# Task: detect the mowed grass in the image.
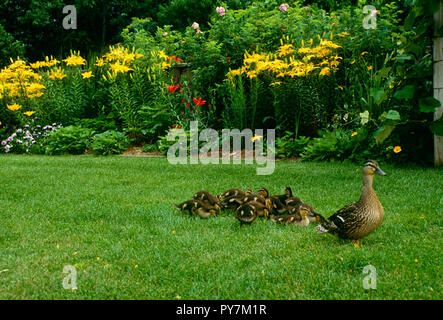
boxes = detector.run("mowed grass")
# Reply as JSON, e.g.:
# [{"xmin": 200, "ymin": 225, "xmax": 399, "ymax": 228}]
[{"xmin": 0, "ymin": 155, "xmax": 441, "ymax": 300}]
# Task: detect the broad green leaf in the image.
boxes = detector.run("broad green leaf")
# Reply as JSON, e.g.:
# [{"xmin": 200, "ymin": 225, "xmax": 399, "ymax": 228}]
[
  {"xmin": 370, "ymin": 88, "xmax": 386, "ymax": 105},
  {"xmin": 382, "ymin": 110, "xmax": 401, "ymax": 122},
  {"xmin": 360, "ymin": 110, "xmax": 370, "ymax": 125},
  {"xmin": 419, "ymin": 97, "xmax": 441, "ymax": 113},
  {"xmin": 374, "ymin": 124, "xmax": 396, "ymax": 144},
  {"xmin": 394, "ymin": 85, "xmax": 415, "ymax": 100},
  {"xmin": 430, "ymin": 118, "xmax": 443, "ymax": 136}
]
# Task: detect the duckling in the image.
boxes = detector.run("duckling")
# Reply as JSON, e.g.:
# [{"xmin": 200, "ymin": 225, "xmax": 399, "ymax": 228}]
[
  {"xmin": 255, "ymin": 187, "xmax": 270, "ymax": 198},
  {"xmin": 220, "ymin": 193, "xmax": 265, "ymax": 209},
  {"xmin": 175, "ymin": 199, "xmax": 198, "ymax": 215},
  {"xmin": 193, "ymin": 205, "xmax": 218, "ymax": 219},
  {"xmin": 267, "ymin": 196, "xmax": 289, "ymax": 215},
  {"xmin": 175, "ymin": 199, "xmax": 218, "ymax": 218},
  {"xmin": 272, "ymin": 187, "xmax": 294, "ymax": 203},
  {"xmin": 219, "ymin": 188, "xmax": 253, "ymax": 199},
  {"xmin": 235, "ymin": 203, "xmax": 257, "ymax": 225},
  {"xmin": 285, "ymin": 196, "xmax": 302, "ymax": 207},
  {"xmin": 193, "ymin": 190, "xmax": 221, "ymax": 210},
  {"xmin": 316, "ymin": 160, "xmax": 386, "ymax": 246},
  {"xmin": 270, "ymin": 205, "xmax": 311, "ymax": 226}
]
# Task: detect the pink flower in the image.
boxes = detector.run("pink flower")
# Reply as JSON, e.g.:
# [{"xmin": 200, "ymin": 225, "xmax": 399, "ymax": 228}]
[
  {"xmin": 162, "ymin": 32, "xmax": 168, "ymax": 37},
  {"xmin": 191, "ymin": 22, "xmax": 200, "ymax": 29},
  {"xmin": 196, "ymin": 29, "xmax": 203, "ymax": 34},
  {"xmin": 279, "ymin": 3, "xmax": 289, "ymax": 12},
  {"xmin": 371, "ymin": 10, "xmax": 379, "ymax": 17},
  {"xmin": 216, "ymin": 6, "xmax": 226, "ymax": 16}
]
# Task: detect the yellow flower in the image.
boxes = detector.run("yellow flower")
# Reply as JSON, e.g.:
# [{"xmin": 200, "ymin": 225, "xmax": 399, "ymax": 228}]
[
  {"xmin": 319, "ymin": 67, "xmax": 331, "ymax": 76},
  {"xmin": 393, "ymin": 146, "xmax": 402, "ymax": 153},
  {"xmin": 361, "ymin": 51, "xmax": 368, "ymax": 56},
  {"xmin": 368, "ymin": 66, "xmax": 373, "ymax": 71},
  {"xmin": 351, "ymin": 132, "xmax": 358, "ymax": 137},
  {"xmin": 7, "ymin": 103, "xmax": 22, "ymax": 111},
  {"xmin": 110, "ymin": 62, "xmax": 134, "ymax": 74},
  {"xmin": 251, "ymin": 135, "xmax": 263, "ymax": 142},
  {"xmin": 63, "ymin": 52, "xmax": 86, "ymax": 66},
  {"xmin": 278, "ymin": 44, "xmax": 295, "ymax": 57},
  {"xmin": 23, "ymin": 111, "xmax": 36, "ymax": 117},
  {"xmin": 338, "ymin": 86, "xmax": 344, "ymax": 91},
  {"xmin": 48, "ymin": 68, "xmax": 67, "ymax": 80},
  {"xmin": 95, "ymin": 58, "xmax": 105, "ymax": 67},
  {"xmin": 350, "ymin": 59, "xmax": 356, "ymax": 64},
  {"xmin": 338, "ymin": 32, "xmax": 350, "ymax": 37},
  {"xmin": 82, "ymin": 71, "xmax": 94, "ymax": 79},
  {"xmin": 270, "ymin": 81, "xmax": 282, "ymax": 86}
]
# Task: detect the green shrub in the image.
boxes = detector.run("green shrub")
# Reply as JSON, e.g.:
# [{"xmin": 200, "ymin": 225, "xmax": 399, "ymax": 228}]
[
  {"xmin": 45, "ymin": 126, "xmax": 92, "ymax": 155},
  {"xmin": 0, "ymin": 24, "xmax": 25, "ymax": 68},
  {"xmin": 90, "ymin": 130, "xmax": 130, "ymax": 155},
  {"xmin": 275, "ymin": 132, "xmax": 311, "ymax": 158}
]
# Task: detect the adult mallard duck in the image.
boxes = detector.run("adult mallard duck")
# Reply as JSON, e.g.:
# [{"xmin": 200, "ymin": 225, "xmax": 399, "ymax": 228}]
[{"xmin": 316, "ymin": 160, "xmax": 386, "ymax": 246}]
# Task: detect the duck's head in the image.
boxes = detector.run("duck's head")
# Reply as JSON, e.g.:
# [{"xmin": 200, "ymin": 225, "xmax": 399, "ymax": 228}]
[
  {"xmin": 284, "ymin": 187, "xmax": 293, "ymax": 197},
  {"xmin": 256, "ymin": 188, "xmax": 269, "ymax": 198},
  {"xmin": 363, "ymin": 160, "xmax": 386, "ymax": 176},
  {"xmin": 245, "ymin": 189, "xmax": 254, "ymax": 195},
  {"xmin": 298, "ymin": 206, "xmax": 311, "ymax": 226}
]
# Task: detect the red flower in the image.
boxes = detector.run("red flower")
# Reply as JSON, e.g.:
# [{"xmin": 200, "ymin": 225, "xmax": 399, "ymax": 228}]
[
  {"xmin": 193, "ymin": 97, "xmax": 206, "ymax": 106},
  {"xmin": 172, "ymin": 125, "xmax": 176, "ymax": 128},
  {"xmin": 181, "ymin": 99, "xmax": 187, "ymax": 103},
  {"xmin": 186, "ymin": 102, "xmax": 190, "ymax": 107},
  {"xmin": 167, "ymin": 85, "xmax": 179, "ymax": 94},
  {"xmin": 168, "ymin": 56, "xmax": 183, "ymax": 63},
  {"xmin": 177, "ymin": 125, "xmax": 181, "ymax": 129}
]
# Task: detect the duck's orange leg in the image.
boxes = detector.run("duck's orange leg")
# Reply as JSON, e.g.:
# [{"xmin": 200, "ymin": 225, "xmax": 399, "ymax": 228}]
[{"xmin": 352, "ymin": 239, "xmax": 360, "ymax": 248}]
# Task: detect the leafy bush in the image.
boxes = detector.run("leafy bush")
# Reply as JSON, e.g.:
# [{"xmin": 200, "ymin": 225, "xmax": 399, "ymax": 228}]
[
  {"xmin": 0, "ymin": 24, "xmax": 25, "ymax": 68},
  {"xmin": 45, "ymin": 126, "xmax": 92, "ymax": 155},
  {"xmin": 275, "ymin": 132, "xmax": 310, "ymax": 158},
  {"xmin": 90, "ymin": 130, "xmax": 130, "ymax": 155}
]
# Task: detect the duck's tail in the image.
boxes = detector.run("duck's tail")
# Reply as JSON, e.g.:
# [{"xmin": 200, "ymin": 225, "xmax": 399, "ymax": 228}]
[{"xmin": 316, "ymin": 220, "xmax": 338, "ymax": 234}]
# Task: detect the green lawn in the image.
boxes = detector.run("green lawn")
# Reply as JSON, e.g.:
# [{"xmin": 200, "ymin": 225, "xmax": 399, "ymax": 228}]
[{"xmin": 0, "ymin": 155, "xmax": 441, "ymax": 299}]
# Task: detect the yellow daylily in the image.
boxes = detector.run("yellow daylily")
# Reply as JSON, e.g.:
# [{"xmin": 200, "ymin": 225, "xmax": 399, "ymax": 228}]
[
  {"xmin": 23, "ymin": 111, "xmax": 36, "ymax": 117},
  {"xmin": 7, "ymin": 103, "xmax": 22, "ymax": 111},
  {"xmin": 82, "ymin": 71, "xmax": 94, "ymax": 79}
]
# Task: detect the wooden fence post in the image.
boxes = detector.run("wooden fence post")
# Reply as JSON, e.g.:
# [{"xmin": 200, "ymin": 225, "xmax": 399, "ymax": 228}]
[{"xmin": 434, "ymin": 3, "xmax": 443, "ymax": 166}]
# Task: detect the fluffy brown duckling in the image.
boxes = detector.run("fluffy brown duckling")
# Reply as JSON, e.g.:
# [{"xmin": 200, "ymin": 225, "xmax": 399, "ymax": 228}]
[
  {"xmin": 270, "ymin": 204, "xmax": 312, "ymax": 226},
  {"xmin": 255, "ymin": 187, "xmax": 270, "ymax": 198},
  {"xmin": 218, "ymin": 188, "xmax": 253, "ymax": 199},
  {"xmin": 193, "ymin": 190, "xmax": 221, "ymax": 210},
  {"xmin": 272, "ymin": 187, "xmax": 294, "ymax": 203},
  {"xmin": 220, "ymin": 193, "xmax": 265, "ymax": 209},
  {"xmin": 175, "ymin": 199, "xmax": 218, "ymax": 218},
  {"xmin": 235, "ymin": 203, "xmax": 257, "ymax": 225}
]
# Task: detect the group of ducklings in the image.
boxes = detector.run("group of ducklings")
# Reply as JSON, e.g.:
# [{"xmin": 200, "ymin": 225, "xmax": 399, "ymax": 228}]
[
  {"xmin": 175, "ymin": 186, "xmax": 326, "ymax": 227},
  {"xmin": 175, "ymin": 160, "xmax": 387, "ymax": 246}
]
